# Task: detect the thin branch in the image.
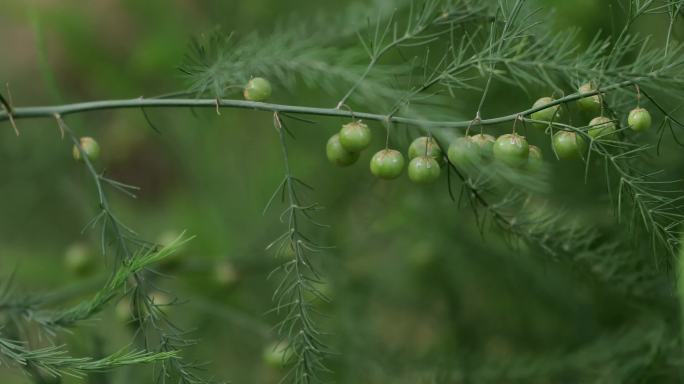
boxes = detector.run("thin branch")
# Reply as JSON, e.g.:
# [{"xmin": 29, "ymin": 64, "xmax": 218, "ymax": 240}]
[{"xmin": 0, "ymin": 80, "xmax": 636, "ymax": 129}]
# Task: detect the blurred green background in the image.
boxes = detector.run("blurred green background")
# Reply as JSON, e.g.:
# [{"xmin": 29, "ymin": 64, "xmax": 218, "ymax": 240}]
[{"xmin": 1, "ymin": 0, "xmax": 683, "ymax": 383}]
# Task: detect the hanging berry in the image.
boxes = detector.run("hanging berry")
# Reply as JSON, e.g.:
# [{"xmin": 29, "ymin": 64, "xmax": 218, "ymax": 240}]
[
  {"xmin": 577, "ymin": 82, "xmax": 602, "ymax": 115},
  {"xmin": 552, "ymin": 131, "xmax": 585, "ymax": 159},
  {"xmin": 263, "ymin": 342, "xmax": 294, "ymax": 368},
  {"xmin": 470, "ymin": 133, "xmax": 496, "ymax": 157},
  {"xmin": 339, "ymin": 120, "xmax": 371, "ymax": 152},
  {"xmin": 72, "ymin": 137, "xmax": 101, "ymax": 162},
  {"xmin": 628, "ymin": 107, "xmax": 652, "ymax": 132},
  {"xmin": 63, "ymin": 242, "xmax": 95, "ymax": 277},
  {"xmin": 588, "ymin": 116, "xmax": 617, "ymax": 139},
  {"xmin": 326, "ymin": 134, "xmax": 360, "ymax": 166},
  {"xmin": 493, "ymin": 133, "xmax": 529, "ymax": 168},
  {"xmin": 408, "ymin": 136, "xmax": 444, "ymax": 164},
  {"xmin": 530, "ymin": 97, "xmax": 561, "ymax": 126},
  {"xmin": 527, "ymin": 145, "xmax": 543, "ymax": 171},
  {"xmin": 447, "ymin": 136, "xmax": 479, "ymax": 167},
  {"xmin": 408, "ymin": 156, "xmax": 441, "ymax": 184},
  {"xmin": 370, "ymin": 149, "xmax": 405, "ymax": 180}
]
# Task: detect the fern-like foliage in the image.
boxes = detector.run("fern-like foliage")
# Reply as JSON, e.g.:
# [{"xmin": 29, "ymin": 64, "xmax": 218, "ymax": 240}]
[
  {"xmin": 2, "ymin": 0, "xmax": 684, "ymax": 382},
  {"xmin": 178, "ymin": 0, "xmax": 684, "ymax": 381}
]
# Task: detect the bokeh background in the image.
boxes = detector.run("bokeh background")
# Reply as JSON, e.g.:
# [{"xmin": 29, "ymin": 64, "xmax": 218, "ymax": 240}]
[{"xmin": 1, "ymin": 0, "xmax": 683, "ymax": 383}]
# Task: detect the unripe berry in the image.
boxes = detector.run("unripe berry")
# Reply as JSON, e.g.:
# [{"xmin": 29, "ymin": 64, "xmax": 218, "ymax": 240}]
[
  {"xmin": 470, "ymin": 133, "xmax": 496, "ymax": 157},
  {"xmin": 493, "ymin": 133, "xmax": 529, "ymax": 168},
  {"xmin": 577, "ymin": 83, "xmax": 601, "ymax": 115},
  {"xmin": 588, "ymin": 116, "xmax": 616, "ymax": 139},
  {"xmin": 326, "ymin": 134, "xmax": 360, "ymax": 167},
  {"xmin": 370, "ymin": 149, "xmax": 405, "ymax": 179},
  {"xmin": 64, "ymin": 242, "xmax": 95, "ymax": 276},
  {"xmin": 72, "ymin": 137, "xmax": 100, "ymax": 162},
  {"xmin": 527, "ymin": 145, "xmax": 543, "ymax": 171},
  {"xmin": 115, "ymin": 298, "xmax": 133, "ymax": 323},
  {"xmin": 149, "ymin": 291, "xmax": 173, "ymax": 314},
  {"xmin": 408, "ymin": 156, "xmax": 440, "ymax": 184},
  {"xmin": 263, "ymin": 342, "xmax": 294, "ymax": 368},
  {"xmin": 338, "ymin": 121, "xmax": 371, "ymax": 152},
  {"xmin": 447, "ymin": 136, "xmax": 479, "ymax": 167},
  {"xmin": 157, "ymin": 230, "xmax": 185, "ymax": 271},
  {"xmin": 628, "ymin": 107, "xmax": 652, "ymax": 132},
  {"xmin": 530, "ymin": 97, "xmax": 561, "ymax": 126},
  {"xmin": 552, "ymin": 131, "xmax": 585, "ymax": 159},
  {"xmin": 213, "ymin": 260, "xmax": 239, "ymax": 287},
  {"xmin": 408, "ymin": 136, "xmax": 443, "ymax": 163},
  {"xmin": 303, "ymin": 281, "xmax": 334, "ymax": 305},
  {"xmin": 243, "ymin": 77, "xmax": 272, "ymax": 102}
]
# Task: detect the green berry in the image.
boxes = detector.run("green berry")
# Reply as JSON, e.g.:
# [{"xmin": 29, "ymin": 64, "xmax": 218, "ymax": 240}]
[
  {"xmin": 408, "ymin": 136, "xmax": 443, "ymax": 163},
  {"xmin": 470, "ymin": 133, "xmax": 496, "ymax": 158},
  {"xmin": 303, "ymin": 281, "xmax": 334, "ymax": 305},
  {"xmin": 577, "ymin": 83, "xmax": 601, "ymax": 115},
  {"xmin": 493, "ymin": 133, "xmax": 529, "ymax": 168},
  {"xmin": 64, "ymin": 242, "xmax": 95, "ymax": 276},
  {"xmin": 115, "ymin": 298, "xmax": 133, "ymax": 323},
  {"xmin": 339, "ymin": 121, "xmax": 371, "ymax": 152},
  {"xmin": 588, "ymin": 116, "xmax": 616, "ymax": 139},
  {"xmin": 72, "ymin": 137, "xmax": 100, "ymax": 162},
  {"xmin": 263, "ymin": 342, "xmax": 294, "ymax": 368},
  {"xmin": 157, "ymin": 230, "xmax": 185, "ymax": 271},
  {"xmin": 552, "ymin": 131, "xmax": 585, "ymax": 159},
  {"xmin": 527, "ymin": 145, "xmax": 543, "ymax": 171},
  {"xmin": 447, "ymin": 136, "xmax": 479, "ymax": 167},
  {"xmin": 213, "ymin": 261, "xmax": 239, "ymax": 287},
  {"xmin": 149, "ymin": 291, "xmax": 173, "ymax": 314},
  {"xmin": 370, "ymin": 149, "xmax": 405, "ymax": 180},
  {"xmin": 628, "ymin": 107, "xmax": 652, "ymax": 132},
  {"xmin": 408, "ymin": 156, "xmax": 441, "ymax": 184},
  {"xmin": 326, "ymin": 134, "xmax": 360, "ymax": 167},
  {"xmin": 530, "ymin": 97, "xmax": 561, "ymax": 126},
  {"xmin": 243, "ymin": 77, "xmax": 272, "ymax": 102}
]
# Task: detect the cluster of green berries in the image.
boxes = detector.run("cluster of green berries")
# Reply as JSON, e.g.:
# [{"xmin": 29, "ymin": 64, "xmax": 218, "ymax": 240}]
[
  {"xmin": 529, "ymin": 82, "xmax": 653, "ymax": 160},
  {"xmin": 450, "ymin": 132, "xmax": 542, "ymax": 171},
  {"xmin": 326, "ymin": 120, "xmax": 544, "ymax": 184},
  {"xmin": 326, "ymin": 120, "xmax": 448, "ymax": 183}
]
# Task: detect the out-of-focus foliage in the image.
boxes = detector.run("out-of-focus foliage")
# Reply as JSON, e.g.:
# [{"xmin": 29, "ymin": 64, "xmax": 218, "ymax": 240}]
[{"xmin": 1, "ymin": 0, "xmax": 684, "ymax": 383}]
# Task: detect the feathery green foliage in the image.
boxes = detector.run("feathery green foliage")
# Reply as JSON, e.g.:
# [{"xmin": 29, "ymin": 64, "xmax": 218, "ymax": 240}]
[{"xmin": 1, "ymin": 0, "xmax": 684, "ymax": 383}]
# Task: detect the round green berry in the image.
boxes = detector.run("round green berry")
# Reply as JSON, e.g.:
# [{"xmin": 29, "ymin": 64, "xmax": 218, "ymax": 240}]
[
  {"xmin": 408, "ymin": 136, "xmax": 443, "ymax": 163},
  {"xmin": 470, "ymin": 133, "xmax": 496, "ymax": 158},
  {"xmin": 577, "ymin": 83, "xmax": 601, "ymax": 115},
  {"xmin": 493, "ymin": 133, "xmax": 529, "ymax": 168},
  {"xmin": 115, "ymin": 298, "xmax": 133, "ymax": 323},
  {"xmin": 148, "ymin": 291, "xmax": 173, "ymax": 314},
  {"xmin": 527, "ymin": 145, "xmax": 543, "ymax": 171},
  {"xmin": 530, "ymin": 97, "xmax": 561, "ymax": 126},
  {"xmin": 326, "ymin": 134, "xmax": 360, "ymax": 167},
  {"xmin": 628, "ymin": 107, "xmax": 652, "ymax": 132},
  {"xmin": 263, "ymin": 342, "xmax": 294, "ymax": 368},
  {"xmin": 243, "ymin": 77, "xmax": 272, "ymax": 102},
  {"xmin": 64, "ymin": 242, "xmax": 95, "ymax": 276},
  {"xmin": 447, "ymin": 136, "xmax": 479, "ymax": 167},
  {"xmin": 408, "ymin": 156, "xmax": 441, "ymax": 184},
  {"xmin": 370, "ymin": 149, "xmax": 405, "ymax": 180},
  {"xmin": 588, "ymin": 116, "xmax": 616, "ymax": 139},
  {"xmin": 339, "ymin": 121, "xmax": 371, "ymax": 152},
  {"xmin": 72, "ymin": 137, "xmax": 100, "ymax": 162},
  {"xmin": 213, "ymin": 261, "xmax": 239, "ymax": 287},
  {"xmin": 552, "ymin": 131, "xmax": 585, "ymax": 159}
]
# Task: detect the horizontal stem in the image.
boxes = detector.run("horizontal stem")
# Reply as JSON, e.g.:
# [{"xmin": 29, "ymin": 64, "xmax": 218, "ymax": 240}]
[{"xmin": 0, "ymin": 79, "xmax": 637, "ymax": 129}]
